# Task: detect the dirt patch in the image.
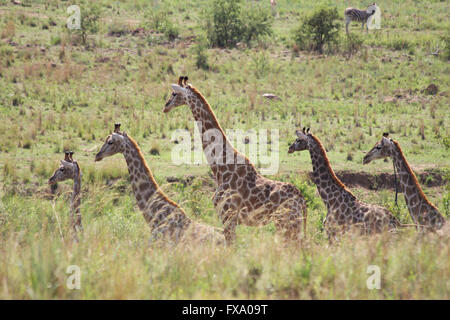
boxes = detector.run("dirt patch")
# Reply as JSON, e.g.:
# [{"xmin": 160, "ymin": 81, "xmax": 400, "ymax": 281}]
[{"xmin": 319, "ymin": 169, "xmax": 447, "ymax": 190}]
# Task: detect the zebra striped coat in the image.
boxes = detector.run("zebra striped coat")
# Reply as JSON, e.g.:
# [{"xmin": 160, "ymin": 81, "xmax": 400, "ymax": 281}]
[{"xmin": 345, "ymin": 3, "xmax": 377, "ymax": 34}]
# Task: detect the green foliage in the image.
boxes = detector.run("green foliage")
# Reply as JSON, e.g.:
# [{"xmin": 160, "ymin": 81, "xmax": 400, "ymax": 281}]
[
  {"xmin": 193, "ymin": 39, "xmax": 210, "ymax": 70},
  {"xmin": 251, "ymin": 52, "xmax": 271, "ymax": 79},
  {"xmin": 442, "ymin": 33, "xmax": 450, "ymax": 60},
  {"xmin": 240, "ymin": 5, "xmax": 273, "ymax": 46},
  {"xmin": 342, "ymin": 33, "xmax": 365, "ymax": 57},
  {"xmin": 205, "ymin": 0, "xmax": 242, "ymax": 48},
  {"xmin": 387, "ymin": 37, "xmax": 416, "ymax": 53},
  {"xmin": 144, "ymin": 7, "xmax": 179, "ymax": 41},
  {"xmin": 293, "ymin": 7, "xmax": 341, "ymax": 53},
  {"xmin": 68, "ymin": 2, "xmax": 101, "ymax": 46},
  {"xmin": 205, "ymin": 0, "xmax": 273, "ymax": 48}
]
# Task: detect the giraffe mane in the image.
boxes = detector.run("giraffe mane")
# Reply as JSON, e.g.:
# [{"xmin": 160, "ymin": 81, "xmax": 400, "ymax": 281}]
[
  {"xmin": 73, "ymin": 161, "xmax": 81, "ymax": 178},
  {"xmin": 309, "ymin": 134, "xmax": 356, "ymax": 199},
  {"xmin": 126, "ymin": 134, "xmax": 184, "ymax": 210},
  {"xmin": 188, "ymin": 85, "xmax": 227, "ymax": 137},
  {"xmin": 392, "ymin": 140, "xmax": 438, "ymax": 209},
  {"xmin": 188, "ymin": 85, "xmax": 257, "ymax": 170}
]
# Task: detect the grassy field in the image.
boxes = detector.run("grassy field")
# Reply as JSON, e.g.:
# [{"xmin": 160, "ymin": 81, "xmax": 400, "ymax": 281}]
[{"xmin": 0, "ymin": 0, "xmax": 449, "ymax": 299}]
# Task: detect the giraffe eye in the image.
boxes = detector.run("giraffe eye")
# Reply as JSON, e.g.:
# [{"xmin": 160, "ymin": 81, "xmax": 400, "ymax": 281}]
[
  {"xmin": 60, "ymin": 168, "xmax": 64, "ymax": 172},
  {"xmin": 376, "ymin": 146, "xmax": 381, "ymax": 150},
  {"xmin": 108, "ymin": 141, "xmax": 113, "ymax": 145}
]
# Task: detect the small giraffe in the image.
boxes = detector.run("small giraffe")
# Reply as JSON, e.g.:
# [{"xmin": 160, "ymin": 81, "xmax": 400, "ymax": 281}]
[
  {"xmin": 289, "ymin": 129, "xmax": 400, "ymax": 239},
  {"xmin": 163, "ymin": 76, "xmax": 307, "ymax": 244},
  {"xmin": 48, "ymin": 151, "xmax": 83, "ymax": 234},
  {"xmin": 95, "ymin": 124, "xmax": 224, "ymax": 245},
  {"xmin": 363, "ymin": 133, "xmax": 446, "ymax": 231}
]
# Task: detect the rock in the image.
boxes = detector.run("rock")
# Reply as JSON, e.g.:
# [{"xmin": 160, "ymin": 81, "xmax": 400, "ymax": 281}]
[
  {"xmin": 383, "ymin": 96, "xmax": 396, "ymax": 103},
  {"xmin": 131, "ymin": 28, "xmax": 145, "ymax": 36},
  {"xmin": 262, "ymin": 93, "xmax": 282, "ymax": 101},
  {"xmin": 425, "ymin": 84, "xmax": 438, "ymax": 95}
]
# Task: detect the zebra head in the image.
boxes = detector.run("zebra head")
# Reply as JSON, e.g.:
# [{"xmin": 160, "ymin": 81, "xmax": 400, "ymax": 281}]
[{"xmin": 367, "ymin": 3, "xmax": 377, "ymax": 14}]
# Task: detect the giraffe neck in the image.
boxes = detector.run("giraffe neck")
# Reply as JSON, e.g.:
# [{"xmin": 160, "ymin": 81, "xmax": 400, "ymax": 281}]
[
  {"xmin": 308, "ymin": 136, "xmax": 356, "ymax": 207},
  {"xmin": 390, "ymin": 141, "xmax": 441, "ymax": 224},
  {"xmin": 71, "ymin": 164, "xmax": 81, "ymax": 215},
  {"xmin": 70, "ymin": 163, "xmax": 82, "ymax": 231},
  {"xmin": 122, "ymin": 136, "xmax": 183, "ymax": 224},
  {"xmin": 186, "ymin": 88, "xmax": 257, "ymax": 183}
]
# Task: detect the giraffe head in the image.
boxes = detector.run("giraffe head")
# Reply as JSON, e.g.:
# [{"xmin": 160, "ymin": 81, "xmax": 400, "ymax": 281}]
[
  {"xmin": 48, "ymin": 151, "xmax": 80, "ymax": 184},
  {"xmin": 363, "ymin": 133, "xmax": 395, "ymax": 165},
  {"xmin": 163, "ymin": 76, "xmax": 192, "ymax": 113},
  {"xmin": 95, "ymin": 123, "xmax": 127, "ymax": 161},
  {"xmin": 288, "ymin": 128, "xmax": 310, "ymax": 154}
]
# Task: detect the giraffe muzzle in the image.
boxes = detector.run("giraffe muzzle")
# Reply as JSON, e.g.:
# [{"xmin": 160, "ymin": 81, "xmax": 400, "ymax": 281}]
[
  {"xmin": 162, "ymin": 105, "xmax": 173, "ymax": 113},
  {"xmin": 362, "ymin": 155, "xmax": 371, "ymax": 165},
  {"xmin": 95, "ymin": 153, "xmax": 103, "ymax": 162}
]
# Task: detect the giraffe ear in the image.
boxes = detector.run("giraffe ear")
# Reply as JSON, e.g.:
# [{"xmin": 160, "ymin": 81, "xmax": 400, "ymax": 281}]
[
  {"xmin": 295, "ymin": 130, "xmax": 303, "ymax": 138},
  {"xmin": 171, "ymin": 84, "xmax": 187, "ymax": 94}
]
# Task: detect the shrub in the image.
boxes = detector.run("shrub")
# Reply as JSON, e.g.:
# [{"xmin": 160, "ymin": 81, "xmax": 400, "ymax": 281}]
[
  {"xmin": 387, "ymin": 37, "xmax": 415, "ymax": 53},
  {"xmin": 68, "ymin": 3, "xmax": 101, "ymax": 46},
  {"xmin": 342, "ymin": 33, "xmax": 364, "ymax": 57},
  {"xmin": 194, "ymin": 40, "xmax": 209, "ymax": 70},
  {"xmin": 1, "ymin": 20, "xmax": 15, "ymax": 39},
  {"xmin": 293, "ymin": 7, "xmax": 341, "ymax": 53},
  {"xmin": 251, "ymin": 52, "xmax": 271, "ymax": 79},
  {"xmin": 442, "ymin": 33, "xmax": 450, "ymax": 61},
  {"xmin": 240, "ymin": 5, "xmax": 273, "ymax": 46},
  {"xmin": 205, "ymin": 0, "xmax": 273, "ymax": 48},
  {"xmin": 144, "ymin": 7, "xmax": 179, "ymax": 41},
  {"xmin": 108, "ymin": 21, "xmax": 130, "ymax": 37},
  {"xmin": 205, "ymin": 0, "xmax": 242, "ymax": 48}
]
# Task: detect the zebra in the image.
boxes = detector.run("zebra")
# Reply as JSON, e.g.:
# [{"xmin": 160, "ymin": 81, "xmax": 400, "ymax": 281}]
[{"xmin": 345, "ymin": 3, "xmax": 378, "ymax": 34}]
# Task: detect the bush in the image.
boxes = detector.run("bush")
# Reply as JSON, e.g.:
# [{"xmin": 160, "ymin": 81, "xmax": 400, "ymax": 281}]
[
  {"xmin": 67, "ymin": 3, "xmax": 101, "ymax": 46},
  {"xmin": 194, "ymin": 40, "xmax": 209, "ymax": 70},
  {"xmin": 205, "ymin": 0, "xmax": 242, "ymax": 48},
  {"xmin": 240, "ymin": 5, "xmax": 273, "ymax": 46},
  {"xmin": 387, "ymin": 37, "xmax": 415, "ymax": 52},
  {"xmin": 144, "ymin": 7, "xmax": 179, "ymax": 41},
  {"xmin": 342, "ymin": 33, "xmax": 364, "ymax": 57},
  {"xmin": 293, "ymin": 7, "xmax": 340, "ymax": 53},
  {"xmin": 441, "ymin": 33, "xmax": 450, "ymax": 61},
  {"xmin": 205, "ymin": 0, "xmax": 273, "ymax": 48}
]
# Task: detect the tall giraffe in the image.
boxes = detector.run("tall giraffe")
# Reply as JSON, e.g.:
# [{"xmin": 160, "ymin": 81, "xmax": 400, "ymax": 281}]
[
  {"xmin": 95, "ymin": 124, "xmax": 224, "ymax": 245},
  {"xmin": 288, "ymin": 129, "xmax": 400, "ymax": 239},
  {"xmin": 163, "ymin": 76, "xmax": 307, "ymax": 244},
  {"xmin": 48, "ymin": 151, "xmax": 83, "ymax": 234},
  {"xmin": 363, "ymin": 133, "xmax": 446, "ymax": 231}
]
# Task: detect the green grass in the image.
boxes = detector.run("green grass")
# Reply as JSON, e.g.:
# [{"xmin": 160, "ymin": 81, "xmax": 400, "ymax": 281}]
[{"xmin": 0, "ymin": 0, "xmax": 449, "ymax": 299}]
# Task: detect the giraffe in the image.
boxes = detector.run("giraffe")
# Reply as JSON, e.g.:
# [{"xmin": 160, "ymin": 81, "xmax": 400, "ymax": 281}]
[
  {"xmin": 363, "ymin": 133, "xmax": 446, "ymax": 231},
  {"xmin": 48, "ymin": 151, "xmax": 83, "ymax": 234},
  {"xmin": 288, "ymin": 128, "xmax": 401, "ymax": 239},
  {"xmin": 163, "ymin": 76, "xmax": 307, "ymax": 244},
  {"xmin": 95, "ymin": 123, "xmax": 224, "ymax": 245}
]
